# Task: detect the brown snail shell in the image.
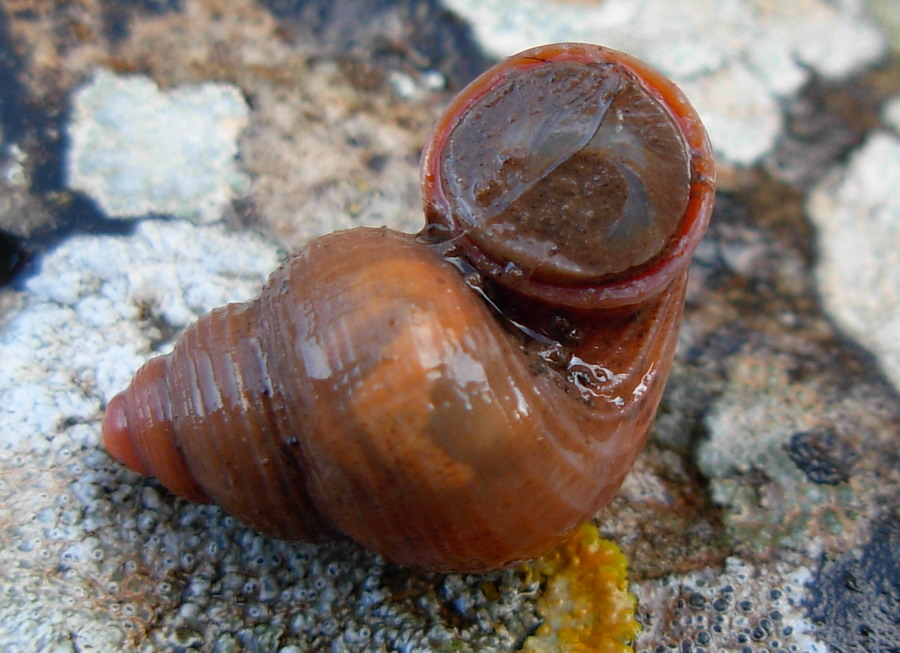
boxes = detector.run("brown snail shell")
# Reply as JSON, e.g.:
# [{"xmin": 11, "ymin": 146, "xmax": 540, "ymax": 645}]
[{"xmin": 102, "ymin": 43, "xmax": 715, "ymax": 573}]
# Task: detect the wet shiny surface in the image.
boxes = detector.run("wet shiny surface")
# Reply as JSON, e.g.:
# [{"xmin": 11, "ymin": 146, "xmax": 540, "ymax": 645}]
[
  {"xmin": 2, "ymin": 3, "xmax": 896, "ymax": 649},
  {"xmin": 104, "ymin": 227, "xmax": 690, "ymax": 572},
  {"xmin": 422, "ymin": 43, "xmax": 714, "ymax": 312},
  {"xmin": 440, "ymin": 62, "xmax": 690, "ymax": 281}
]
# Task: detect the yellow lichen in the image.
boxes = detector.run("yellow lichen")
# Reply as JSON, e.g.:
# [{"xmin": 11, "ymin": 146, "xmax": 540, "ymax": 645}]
[{"xmin": 521, "ymin": 523, "xmax": 640, "ymax": 653}]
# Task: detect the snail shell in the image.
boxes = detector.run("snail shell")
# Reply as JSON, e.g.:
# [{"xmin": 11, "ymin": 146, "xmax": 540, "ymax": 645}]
[{"xmin": 103, "ymin": 43, "xmax": 715, "ymax": 573}]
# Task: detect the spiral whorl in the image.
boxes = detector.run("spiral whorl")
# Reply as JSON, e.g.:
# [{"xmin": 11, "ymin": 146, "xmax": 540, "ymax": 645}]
[
  {"xmin": 104, "ymin": 298, "xmax": 334, "ymax": 540},
  {"xmin": 102, "ymin": 42, "xmax": 715, "ymax": 572}
]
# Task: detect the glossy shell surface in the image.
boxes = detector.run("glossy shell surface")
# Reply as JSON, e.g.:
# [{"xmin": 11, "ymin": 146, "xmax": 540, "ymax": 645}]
[
  {"xmin": 103, "ymin": 42, "xmax": 715, "ymax": 572},
  {"xmin": 422, "ymin": 42, "xmax": 715, "ymax": 310}
]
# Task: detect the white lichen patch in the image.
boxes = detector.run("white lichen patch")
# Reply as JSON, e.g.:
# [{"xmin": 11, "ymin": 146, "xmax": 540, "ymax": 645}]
[
  {"xmin": 808, "ymin": 132, "xmax": 900, "ymax": 392},
  {"xmin": 66, "ymin": 70, "xmax": 251, "ymax": 222},
  {"xmin": 440, "ymin": 0, "xmax": 887, "ymax": 165}
]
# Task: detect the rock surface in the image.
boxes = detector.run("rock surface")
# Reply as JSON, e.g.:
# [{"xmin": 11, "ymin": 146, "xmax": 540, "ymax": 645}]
[{"xmin": 0, "ymin": 0, "xmax": 898, "ymax": 651}]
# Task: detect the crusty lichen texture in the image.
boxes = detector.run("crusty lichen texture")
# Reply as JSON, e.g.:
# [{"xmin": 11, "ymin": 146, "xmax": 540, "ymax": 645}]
[{"xmin": 523, "ymin": 523, "xmax": 640, "ymax": 653}]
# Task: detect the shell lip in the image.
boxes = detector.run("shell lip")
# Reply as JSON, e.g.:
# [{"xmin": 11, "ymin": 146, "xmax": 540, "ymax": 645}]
[{"xmin": 420, "ymin": 42, "xmax": 716, "ymax": 311}]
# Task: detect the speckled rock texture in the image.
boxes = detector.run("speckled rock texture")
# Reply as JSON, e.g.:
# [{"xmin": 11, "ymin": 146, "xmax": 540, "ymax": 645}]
[{"xmin": 0, "ymin": 0, "xmax": 898, "ymax": 651}]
